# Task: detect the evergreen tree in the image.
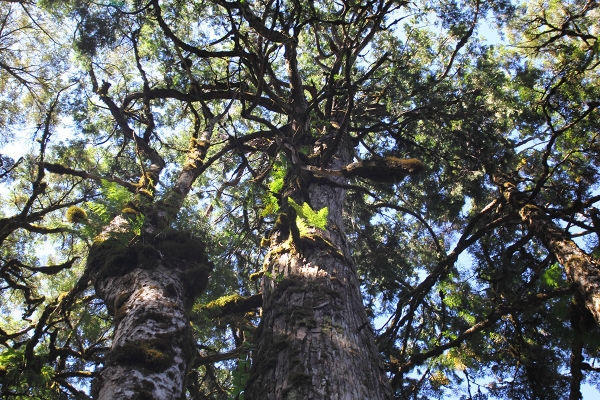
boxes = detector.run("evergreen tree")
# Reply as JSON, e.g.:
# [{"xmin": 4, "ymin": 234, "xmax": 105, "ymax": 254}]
[{"xmin": 1, "ymin": 0, "xmax": 600, "ymax": 399}]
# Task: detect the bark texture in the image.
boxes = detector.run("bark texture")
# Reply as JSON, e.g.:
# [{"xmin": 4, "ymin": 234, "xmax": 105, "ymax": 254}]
[
  {"xmin": 88, "ymin": 217, "xmax": 210, "ymax": 400},
  {"xmin": 246, "ymin": 146, "xmax": 392, "ymax": 399}
]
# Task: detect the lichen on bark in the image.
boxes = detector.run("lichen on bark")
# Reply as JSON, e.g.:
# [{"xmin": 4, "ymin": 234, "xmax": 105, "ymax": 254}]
[{"xmin": 87, "ymin": 215, "xmax": 212, "ymax": 399}]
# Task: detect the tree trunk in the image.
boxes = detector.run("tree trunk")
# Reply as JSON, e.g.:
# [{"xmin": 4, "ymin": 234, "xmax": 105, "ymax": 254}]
[
  {"xmin": 246, "ymin": 146, "xmax": 392, "ymax": 399},
  {"xmin": 88, "ymin": 217, "xmax": 210, "ymax": 400},
  {"xmin": 519, "ymin": 205, "xmax": 600, "ymax": 322}
]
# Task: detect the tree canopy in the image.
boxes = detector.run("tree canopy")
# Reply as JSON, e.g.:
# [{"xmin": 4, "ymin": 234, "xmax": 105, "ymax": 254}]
[{"xmin": 1, "ymin": 0, "xmax": 600, "ymax": 399}]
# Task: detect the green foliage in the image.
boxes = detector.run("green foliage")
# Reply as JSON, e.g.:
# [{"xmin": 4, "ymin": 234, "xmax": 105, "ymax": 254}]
[
  {"xmin": 541, "ymin": 263, "xmax": 565, "ymax": 289},
  {"xmin": 0, "ymin": 348, "xmax": 58, "ymax": 399},
  {"xmin": 3, "ymin": 0, "xmax": 600, "ymax": 398},
  {"xmin": 263, "ymin": 270, "xmax": 285, "ymax": 283},
  {"xmin": 86, "ymin": 180, "xmax": 134, "ymax": 226},
  {"xmin": 0, "ymin": 348, "xmax": 23, "ymax": 372},
  {"xmin": 261, "ymin": 160, "xmax": 287, "ymax": 216},
  {"xmin": 86, "ymin": 202, "xmax": 111, "ymax": 223},
  {"xmin": 268, "ymin": 162, "xmax": 286, "ymax": 195},
  {"xmin": 287, "ymin": 198, "xmax": 328, "ymax": 232},
  {"xmin": 100, "ymin": 180, "xmax": 132, "ymax": 210},
  {"xmin": 231, "ymin": 354, "xmax": 250, "ymax": 399}
]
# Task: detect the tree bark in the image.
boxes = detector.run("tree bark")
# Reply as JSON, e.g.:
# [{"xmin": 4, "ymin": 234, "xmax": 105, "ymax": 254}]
[
  {"xmin": 88, "ymin": 217, "xmax": 211, "ymax": 400},
  {"xmin": 246, "ymin": 145, "xmax": 392, "ymax": 399}
]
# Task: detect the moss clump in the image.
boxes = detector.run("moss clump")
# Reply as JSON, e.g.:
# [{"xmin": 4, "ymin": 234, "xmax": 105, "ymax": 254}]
[
  {"xmin": 66, "ymin": 205, "xmax": 87, "ymax": 223},
  {"xmin": 111, "ymin": 338, "xmax": 172, "ymax": 372},
  {"xmin": 289, "ymin": 307, "xmax": 317, "ymax": 328},
  {"xmin": 184, "ymin": 149, "xmax": 204, "ymax": 169},
  {"xmin": 87, "ymin": 238, "xmax": 138, "ymax": 281},
  {"xmin": 190, "ymin": 137, "xmax": 208, "ymax": 149},
  {"xmin": 274, "ymin": 212, "xmax": 291, "ymax": 240},
  {"xmin": 137, "ymin": 188, "xmax": 154, "ymax": 199},
  {"xmin": 203, "ymin": 294, "xmax": 245, "ymax": 318},
  {"xmin": 249, "ymin": 271, "xmax": 264, "ymax": 281},
  {"xmin": 154, "ymin": 230, "xmax": 207, "ymax": 263},
  {"xmin": 182, "ymin": 263, "xmax": 211, "ymax": 302},
  {"xmin": 121, "ymin": 207, "xmax": 139, "ymax": 218},
  {"xmin": 135, "ymin": 242, "xmax": 161, "ymax": 270},
  {"xmin": 343, "ymin": 157, "xmax": 425, "ymax": 183}
]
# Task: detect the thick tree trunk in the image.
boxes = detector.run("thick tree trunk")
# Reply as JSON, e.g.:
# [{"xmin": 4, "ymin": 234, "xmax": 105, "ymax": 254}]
[
  {"xmin": 246, "ymin": 147, "xmax": 392, "ymax": 399},
  {"xmin": 88, "ymin": 217, "xmax": 210, "ymax": 400}
]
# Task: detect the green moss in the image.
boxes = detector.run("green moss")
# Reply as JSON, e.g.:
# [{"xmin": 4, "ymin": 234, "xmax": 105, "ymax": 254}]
[
  {"xmin": 135, "ymin": 242, "xmax": 160, "ymax": 270},
  {"xmin": 121, "ymin": 207, "xmax": 139, "ymax": 217},
  {"xmin": 290, "ymin": 307, "xmax": 317, "ymax": 328},
  {"xmin": 249, "ymin": 271, "xmax": 264, "ymax": 281},
  {"xmin": 268, "ymin": 240, "xmax": 295, "ymax": 257},
  {"xmin": 181, "ymin": 264, "xmax": 211, "ymax": 301},
  {"xmin": 184, "ymin": 148, "xmax": 205, "ymax": 169},
  {"xmin": 66, "ymin": 205, "xmax": 87, "ymax": 223},
  {"xmin": 87, "ymin": 238, "xmax": 138, "ymax": 281},
  {"xmin": 203, "ymin": 294, "xmax": 245, "ymax": 318},
  {"xmin": 521, "ymin": 203, "xmax": 541, "ymax": 214},
  {"xmin": 274, "ymin": 212, "xmax": 291, "ymax": 239},
  {"xmin": 190, "ymin": 137, "xmax": 208, "ymax": 149},
  {"xmin": 320, "ymin": 316, "xmax": 343, "ymax": 334},
  {"xmin": 111, "ymin": 338, "xmax": 172, "ymax": 372},
  {"xmin": 343, "ymin": 157, "xmax": 425, "ymax": 183},
  {"xmin": 154, "ymin": 230, "xmax": 207, "ymax": 263}
]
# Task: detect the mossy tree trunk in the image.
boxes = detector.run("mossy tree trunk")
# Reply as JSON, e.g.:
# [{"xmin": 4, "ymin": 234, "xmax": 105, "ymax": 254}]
[
  {"xmin": 245, "ymin": 142, "xmax": 392, "ymax": 399},
  {"xmin": 87, "ymin": 217, "xmax": 210, "ymax": 400},
  {"xmin": 80, "ymin": 81, "xmax": 220, "ymax": 399}
]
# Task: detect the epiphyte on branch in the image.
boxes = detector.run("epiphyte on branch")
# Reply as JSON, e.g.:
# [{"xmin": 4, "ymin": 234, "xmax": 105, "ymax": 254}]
[
  {"xmin": 303, "ymin": 157, "xmax": 425, "ymax": 183},
  {"xmin": 66, "ymin": 206, "xmax": 88, "ymax": 224}
]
